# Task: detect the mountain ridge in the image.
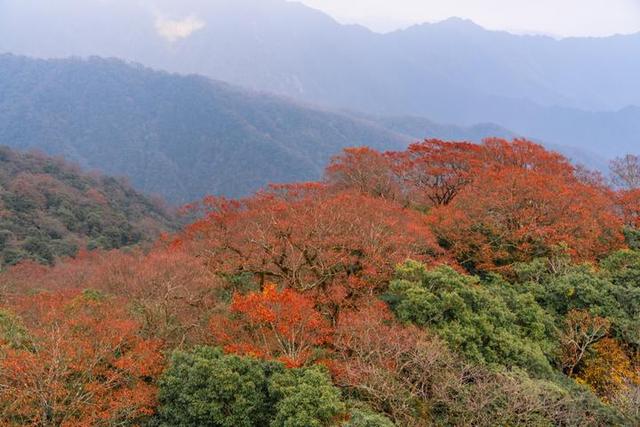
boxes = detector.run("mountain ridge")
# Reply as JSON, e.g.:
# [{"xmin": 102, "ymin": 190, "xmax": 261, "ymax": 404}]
[
  {"xmin": 4, "ymin": 54, "xmax": 582, "ymax": 204},
  {"xmin": 2, "ymin": 0, "xmax": 638, "ymax": 158}
]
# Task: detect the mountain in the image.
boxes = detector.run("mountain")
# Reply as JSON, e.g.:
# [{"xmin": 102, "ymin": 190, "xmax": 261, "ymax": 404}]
[
  {"xmin": 1, "ymin": 0, "xmax": 639, "ymax": 158},
  {"xmin": 0, "ymin": 146, "xmax": 174, "ymax": 266},
  {"xmin": 1, "ymin": 54, "xmax": 531, "ymax": 204}
]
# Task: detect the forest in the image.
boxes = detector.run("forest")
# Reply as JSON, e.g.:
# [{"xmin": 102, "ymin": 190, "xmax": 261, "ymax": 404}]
[
  {"xmin": 0, "ymin": 146, "xmax": 174, "ymax": 267},
  {"xmin": 0, "ymin": 138, "xmax": 639, "ymax": 426}
]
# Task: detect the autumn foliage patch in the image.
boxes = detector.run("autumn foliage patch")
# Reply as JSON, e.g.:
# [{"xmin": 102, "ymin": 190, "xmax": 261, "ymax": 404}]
[{"xmin": 1, "ymin": 138, "xmax": 639, "ymax": 425}]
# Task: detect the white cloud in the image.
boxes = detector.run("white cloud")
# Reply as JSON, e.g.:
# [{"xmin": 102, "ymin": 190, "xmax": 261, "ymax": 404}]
[{"xmin": 155, "ymin": 15, "xmax": 205, "ymax": 42}]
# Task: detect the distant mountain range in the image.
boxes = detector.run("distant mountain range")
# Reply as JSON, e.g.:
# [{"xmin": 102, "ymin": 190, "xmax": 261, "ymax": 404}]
[
  {"xmin": 0, "ymin": 55, "xmax": 612, "ymax": 203},
  {"xmin": 1, "ymin": 0, "xmax": 639, "ymax": 158}
]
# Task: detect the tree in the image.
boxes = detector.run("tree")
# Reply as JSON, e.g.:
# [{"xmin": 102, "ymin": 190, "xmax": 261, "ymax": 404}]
[
  {"xmin": 617, "ymin": 189, "xmax": 640, "ymax": 229},
  {"xmin": 332, "ymin": 300, "xmax": 594, "ymax": 426},
  {"xmin": 610, "ymin": 154, "xmax": 640, "ymax": 189},
  {"xmin": 182, "ymin": 188, "xmax": 440, "ymax": 320},
  {"xmin": 515, "ymin": 256, "xmax": 640, "ymax": 351},
  {"xmin": 560, "ymin": 310, "xmax": 610, "ymax": 377},
  {"xmin": 479, "ymin": 138, "xmax": 575, "ymax": 178},
  {"xmin": 428, "ymin": 166, "xmax": 623, "ymax": 272},
  {"xmin": 578, "ymin": 338, "xmax": 639, "ymax": 403},
  {"xmin": 157, "ymin": 346, "xmax": 345, "ymax": 427},
  {"xmin": 332, "ymin": 300, "xmax": 451, "ymax": 424},
  {"xmin": 269, "ymin": 366, "xmax": 345, "ymax": 427},
  {"xmin": 211, "ymin": 284, "xmax": 332, "ymax": 367},
  {"xmin": 343, "ymin": 406, "xmax": 395, "ymax": 427},
  {"xmin": 325, "ymin": 147, "xmax": 397, "ymax": 200},
  {"xmin": 157, "ymin": 346, "xmax": 275, "ymax": 427},
  {"xmin": 388, "ymin": 139, "xmax": 481, "ymax": 208},
  {"xmin": 0, "ymin": 290, "xmax": 163, "ymax": 426},
  {"xmin": 0, "ymin": 246, "xmax": 220, "ymax": 347},
  {"xmin": 387, "ymin": 261, "xmax": 554, "ymax": 376}
]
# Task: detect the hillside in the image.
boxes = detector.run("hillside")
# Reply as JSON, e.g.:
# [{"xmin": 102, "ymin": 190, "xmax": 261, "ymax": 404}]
[
  {"xmin": 2, "ymin": 0, "xmax": 639, "ymax": 157},
  {"xmin": 1, "ymin": 139, "xmax": 638, "ymax": 425},
  {"xmin": 0, "ymin": 55, "xmax": 525, "ymax": 203},
  {"xmin": 0, "ymin": 146, "xmax": 174, "ymax": 266}
]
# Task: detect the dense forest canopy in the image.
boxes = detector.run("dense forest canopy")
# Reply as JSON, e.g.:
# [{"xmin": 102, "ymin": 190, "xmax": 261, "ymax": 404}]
[
  {"xmin": 0, "ymin": 146, "xmax": 175, "ymax": 267},
  {"xmin": 0, "ymin": 138, "xmax": 638, "ymax": 426}
]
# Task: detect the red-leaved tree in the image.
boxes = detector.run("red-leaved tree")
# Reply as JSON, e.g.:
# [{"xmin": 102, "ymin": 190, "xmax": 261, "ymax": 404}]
[
  {"xmin": 182, "ymin": 186, "xmax": 441, "ymax": 319},
  {"xmin": 0, "ymin": 291, "xmax": 163, "ymax": 426},
  {"xmin": 211, "ymin": 284, "xmax": 332, "ymax": 367}
]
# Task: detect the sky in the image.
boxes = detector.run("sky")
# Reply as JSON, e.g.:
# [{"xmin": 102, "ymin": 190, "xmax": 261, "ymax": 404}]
[{"xmin": 296, "ymin": 0, "xmax": 640, "ymax": 37}]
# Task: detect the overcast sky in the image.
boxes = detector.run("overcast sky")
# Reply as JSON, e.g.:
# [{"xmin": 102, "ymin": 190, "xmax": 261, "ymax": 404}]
[{"xmin": 296, "ymin": 0, "xmax": 640, "ymax": 37}]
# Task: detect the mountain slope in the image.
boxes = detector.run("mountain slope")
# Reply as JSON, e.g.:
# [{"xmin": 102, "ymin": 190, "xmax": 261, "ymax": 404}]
[
  {"xmin": 1, "ymin": 55, "xmax": 529, "ymax": 203},
  {"xmin": 0, "ymin": 55, "xmax": 415, "ymax": 203},
  {"xmin": 0, "ymin": 146, "xmax": 174, "ymax": 266},
  {"xmin": 1, "ymin": 0, "xmax": 639, "ymax": 158}
]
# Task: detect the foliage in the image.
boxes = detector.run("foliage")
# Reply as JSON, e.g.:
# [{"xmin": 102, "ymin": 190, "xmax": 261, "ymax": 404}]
[
  {"xmin": 578, "ymin": 338, "xmax": 639, "ymax": 402},
  {"xmin": 388, "ymin": 261, "xmax": 554, "ymax": 376},
  {"xmin": 559, "ymin": 310, "xmax": 610, "ymax": 376},
  {"xmin": 516, "ymin": 254, "xmax": 640, "ymax": 348},
  {"xmin": 428, "ymin": 166, "xmax": 622, "ymax": 272},
  {"xmin": 342, "ymin": 406, "xmax": 395, "ymax": 427},
  {"xmin": 269, "ymin": 366, "xmax": 345, "ymax": 427},
  {"xmin": 332, "ymin": 301, "xmax": 617, "ymax": 426},
  {"xmin": 0, "ymin": 146, "xmax": 175, "ymax": 266},
  {"xmin": 182, "ymin": 186, "xmax": 440, "ymax": 321},
  {"xmin": 157, "ymin": 346, "xmax": 344, "ymax": 427},
  {"xmin": 157, "ymin": 346, "xmax": 275, "ymax": 427},
  {"xmin": 0, "ymin": 290, "xmax": 163, "ymax": 426},
  {"xmin": 328, "ymin": 138, "xmax": 623, "ymax": 273},
  {"xmin": 0, "ymin": 309, "xmax": 31, "ymax": 350},
  {"xmin": 211, "ymin": 284, "xmax": 332, "ymax": 367}
]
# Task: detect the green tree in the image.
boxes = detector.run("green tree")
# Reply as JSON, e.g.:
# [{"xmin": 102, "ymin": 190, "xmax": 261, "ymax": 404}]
[
  {"xmin": 269, "ymin": 366, "xmax": 345, "ymax": 427},
  {"xmin": 157, "ymin": 347, "xmax": 276, "ymax": 427},
  {"xmin": 387, "ymin": 261, "xmax": 554, "ymax": 376},
  {"xmin": 343, "ymin": 406, "xmax": 394, "ymax": 427},
  {"xmin": 157, "ymin": 347, "xmax": 346, "ymax": 427},
  {"xmin": 516, "ymin": 255, "xmax": 640, "ymax": 348},
  {"xmin": 0, "ymin": 309, "xmax": 31, "ymax": 350}
]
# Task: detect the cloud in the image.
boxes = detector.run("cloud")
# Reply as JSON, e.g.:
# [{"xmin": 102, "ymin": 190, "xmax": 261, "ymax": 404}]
[{"xmin": 155, "ymin": 15, "xmax": 205, "ymax": 42}]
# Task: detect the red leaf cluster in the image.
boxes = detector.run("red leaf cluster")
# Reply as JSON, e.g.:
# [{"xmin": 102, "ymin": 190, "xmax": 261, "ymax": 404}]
[{"xmin": 0, "ymin": 291, "xmax": 163, "ymax": 425}]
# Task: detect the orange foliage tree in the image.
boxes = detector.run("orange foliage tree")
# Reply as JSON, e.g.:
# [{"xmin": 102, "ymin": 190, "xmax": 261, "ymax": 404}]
[
  {"xmin": 211, "ymin": 284, "xmax": 332, "ymax": 367},
  {"xmin": 428, "ymin": 165, "xmax": 623, "ymax": 272},
  {"xmin": 182, "ymin": 186, "xmax": 441, "ymax": 319},
  {"xmin": 0, "ymin": 291, "xmax": 163, "ymax": 426},
  {"xmin": 389, "ymin": 139, "xmax": 482, "ymax": 208},
  {"xmin": 325, "ymin": 139, "xmax": 624, "ymax": 272},
  {"xmin": 618, "ymin": 189, "xmax": 640, "ymax": 229},
  {"xmin": 578, "ymin": 338, "xmax": 639, "ymax": 403},
  {"xmin": 325, "ymin": 147, "xmax": 397, "ymax": 199},
  {"xmin": 0, "ymin": 246, "xmax": 219, "ymax": 347},
  {"xmin": 479, "ymin": 138, "xmax": 575, "ymax": 177}
]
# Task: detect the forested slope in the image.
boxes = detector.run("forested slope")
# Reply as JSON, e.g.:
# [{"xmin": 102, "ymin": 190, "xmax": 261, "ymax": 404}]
[
  {"xmin": 0, "ymin": 139, "xmax": 638, "ymax": 425},
  {"xmin": 0, "ymin": 146, "xmax": 174, "ymax": 266},
  {"xmin": 0, "ymin": 54, "xmax": 530, "ymax": 204}
]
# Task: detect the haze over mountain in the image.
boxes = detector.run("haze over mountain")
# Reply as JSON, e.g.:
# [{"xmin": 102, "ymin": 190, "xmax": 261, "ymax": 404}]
[
  {"xmin": 1, "ymin": 0, "xmax": 639, "ymax": 159},
  {"xmin": 1, "ymin": 55, "xmax": 518, "ymax": 203},
  {"xmin": 2, "ymin": 52, "xmax": 616, "ymax": 204},
  {"xmin": 0, "ymin": 55, "xmax": 396, "ymax": 203}
]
